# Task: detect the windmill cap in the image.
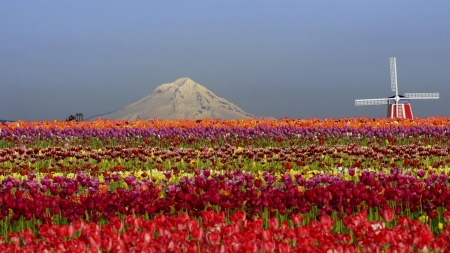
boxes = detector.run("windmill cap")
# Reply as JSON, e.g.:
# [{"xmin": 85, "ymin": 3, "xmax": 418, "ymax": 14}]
[{"xmin": 388, "ymin": 95, "xmax": 410, "ymax": 104}]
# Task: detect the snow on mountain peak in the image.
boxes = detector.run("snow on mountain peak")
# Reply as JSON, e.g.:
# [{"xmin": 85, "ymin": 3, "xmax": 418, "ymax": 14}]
[{"xmin": 97, "ymin": 78, "xmax": 255, "ymax": 120}]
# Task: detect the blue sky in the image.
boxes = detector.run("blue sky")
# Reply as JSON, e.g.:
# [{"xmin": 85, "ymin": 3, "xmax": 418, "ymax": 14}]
[{"xmin": 1, "ymin": 1, "xmax": 449, "ymax": 121}]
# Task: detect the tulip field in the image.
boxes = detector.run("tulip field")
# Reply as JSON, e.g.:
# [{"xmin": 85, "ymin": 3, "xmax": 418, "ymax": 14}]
[{"xmin": 2, "ymin": 117, "xmax": 450, "ymax": 252}]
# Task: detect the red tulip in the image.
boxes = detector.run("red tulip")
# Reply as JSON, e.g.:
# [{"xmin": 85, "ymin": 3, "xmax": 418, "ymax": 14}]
[
  {"xmin": 268, "ymin": 218, "xmax": 279, "ymax": 230},
  {"xmin": 284, "ymin": 228, "xmax": 296, "ymax": 241},
  {"xmin": 22, "ymin": 229, "xmax": 35, "ymax": 245},
  {"xmin": 284, "ymin": 162, "xmax": 293, "ymax": 170},
  {"xmin": 260, "ymin": 230, "xmax": 272, "ymax": 241},
  {"xmin": 319, "ymin": 215, "xmax": 334, "ymax": 230},
  {"xmin": 222, "ymin": 224, "xmax": 240, "ymax": 237},
  {"xmin": 380, "ymin": 208, "xmax": 394, "ymax": 222},
  {"xmin": 202, "ymin": 210, "xmax": 215, "ymax": 224},
  {"xmin": 295, "ymin": 226, "xmax": 309, "ymax": 238},
  {"xmin": 9, "ymin": 232, "xmax": 20, "ymax": 247},
  {"xmin": 215, "ymin": 210, "xmax": 226, "ymax": 223},
  {"xmin": 290, "ymin": 214, "xmax": 302, "ymax": 226},
  {"xmin": 87, "ymin": 234, "xmax": 101, "ymax": 252},
  {"xmin": 242, "ymin": 241, "xmax": 258, "ymax": 252},
  {"xmin": 230, "ymin": 210, "xmax": 246, "ymax": 224},
  {"xmin": 277, "ymin": 242, "xmax": 291, "ymax": 253},
  {"xmin": 206, "ymin": 231, "xmax": 221, "ymax": 245},
  {"xmin": 248, "ymin": 218, "xmax": 263, "ymax": 231},
  {"xmin": 443, "ymin": 211, "xmax": 450, "ymax": 222},
  {"xmin": 428, "ymin": 210, "xmax": 438, "ymax": 219},
  {"xmin": 281, "ymin": 220, "xmax": 289, "ymax": 230},
  {"xmin": 110, "ymin": 217, "xmax": 124, "ymax": 232},
  {"xmin": 261, "ymin": 241, "xmax": 276, "ymax": 252},
  {"xmin": 217, "ymin": 244, "xmax": 227, "ymax": 253},
  {"xmin": 231, "ymin": 242, "xmax": 241, "ymax": 252},
  {"xmin": 414, "ymin": 226, "xmax": 434, "ymax": 250},
  {"xmin": 101, "ymin": 236, "xmax": 113, "ymax": 251},
  {"xmin": 191, "ymin": 226, "xmax": 204, "ymax": 241},
  {"xmin": 188, "ymin": 219, "xmax": 199, "ymax": 232}
]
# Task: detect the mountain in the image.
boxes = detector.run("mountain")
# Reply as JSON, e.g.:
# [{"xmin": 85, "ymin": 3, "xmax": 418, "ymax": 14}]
[
  {"xmin": 0, "ymin": 119, "xmax": 13, "ymax": 123},
  {"xmin": 96, "ymin": 78, "xmax": 256, "ymax": 121}
]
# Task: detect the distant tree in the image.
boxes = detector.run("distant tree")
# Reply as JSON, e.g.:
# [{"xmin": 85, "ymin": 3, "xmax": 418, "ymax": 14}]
[{"xmin": 66, "ymin": 115, "xmax": 76, "ymax": 122}]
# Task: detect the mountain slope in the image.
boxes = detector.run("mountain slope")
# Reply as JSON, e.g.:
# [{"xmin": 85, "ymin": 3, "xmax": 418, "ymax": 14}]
[{"xmin": 97, "ymin": 78, "xmax": 255, "ymax": 120}]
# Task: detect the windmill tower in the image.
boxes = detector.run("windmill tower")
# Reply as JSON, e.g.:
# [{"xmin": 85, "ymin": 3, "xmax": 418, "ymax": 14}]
[{"xmin": 355, "ymin": 57, "xmax": 439, "ymax": 119}]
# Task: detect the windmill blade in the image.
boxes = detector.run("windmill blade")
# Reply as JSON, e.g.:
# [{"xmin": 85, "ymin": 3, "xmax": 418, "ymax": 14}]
[
  {"xmin": 355, "ymin": 98, "xmax": 390, "ymax": 106},
  {"xmin": 404, "ymin": 93, "xmax": 439, "ymax": 99},
  {"xmin": 390, "ymin": 57, "xmax": 398, "ymax": 92}
]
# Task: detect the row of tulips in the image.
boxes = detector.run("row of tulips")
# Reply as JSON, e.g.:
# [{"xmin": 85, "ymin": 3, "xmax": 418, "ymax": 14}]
[
  {"xmin": 0, "ymin": 143, "xmax": 449, "ymax": 181},
  {"xmin": 2, "ymin": 117, "xmax": 450, "ymax": 130},
  {"xmin": 3, "ymin": 168, "xmax": 450, "ymax": 234},
  {"xmin": 2, "ymin": 122, "xmax": 450, "ymax": 144},
  {"xmin": 2, "ymin": 211, "xmax": 450, "ymax": 252}
]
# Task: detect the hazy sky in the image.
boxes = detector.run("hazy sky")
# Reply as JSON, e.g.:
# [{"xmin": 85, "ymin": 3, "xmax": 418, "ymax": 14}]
[{"xmin": 1, "ymin": 1, "xmax": 449, "ymax": 121}]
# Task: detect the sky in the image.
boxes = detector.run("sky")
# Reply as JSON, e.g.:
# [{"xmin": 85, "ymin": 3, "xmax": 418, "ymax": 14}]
[{"xmin": 1, "ymin": 1, "xmax": 449, "ymax": 121}]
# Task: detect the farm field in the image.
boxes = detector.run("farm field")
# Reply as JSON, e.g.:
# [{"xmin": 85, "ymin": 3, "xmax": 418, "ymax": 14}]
[{"xmin": 1, "ymin": 117, "xmax": 450, "ymax": 252}]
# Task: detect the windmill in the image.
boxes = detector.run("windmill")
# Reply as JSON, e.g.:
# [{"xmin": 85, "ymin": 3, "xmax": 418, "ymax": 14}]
[{"xmin": 355, "ymin": 57, "xmax": 439, "ymax": 119}]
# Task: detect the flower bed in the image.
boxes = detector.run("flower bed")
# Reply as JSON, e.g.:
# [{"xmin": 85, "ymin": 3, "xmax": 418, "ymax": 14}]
[{"xmin": 1, "ymin": 117, "xmax": 450, "ymax": 252}]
